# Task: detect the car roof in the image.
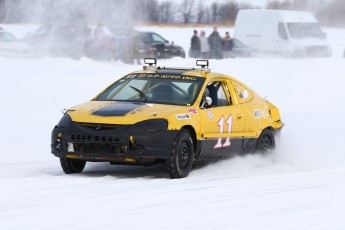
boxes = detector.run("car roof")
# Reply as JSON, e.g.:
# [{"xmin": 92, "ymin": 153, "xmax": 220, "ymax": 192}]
[
  {"xmin": 131, "ymin": 65, "xmax": 235, "ymax": 81},
  {"xmin": 130, "ymin": 59, "xmax": 240, "ymax": 82}
]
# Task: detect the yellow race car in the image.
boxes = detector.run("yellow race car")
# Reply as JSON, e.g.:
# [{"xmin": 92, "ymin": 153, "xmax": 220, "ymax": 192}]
[{"xmin": 51, "ymin": 59, "xmax": 284, "ymax": 178}]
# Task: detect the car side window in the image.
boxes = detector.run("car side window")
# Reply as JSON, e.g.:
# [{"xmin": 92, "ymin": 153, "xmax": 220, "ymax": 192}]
[
  {"xmin": 232, "ymin": 39, "xmax": 245, "ymax": 48},
  {"xmin": 201, "ymin": 81, "xmax": 231, "ymax": 108},
  {"xmin": 278, "ymin": 23, "xmax": 288, "ymax": 40},
  {"xmin": 34, "ymin": 25, "xmax": 50, "ymax": 37},
  {"xmin": 141, "ymin": 33, "xmax": 151, "ymax": 43},
  {"xmin": 231, "ymin": 80, "xmax": 253, "ymax": 104},
  {"xmin": 152, "ymin": 33, "xmax": 167, "ymax": 43},
  {"xmin": 217, "ymin": 84, "xmax": 230, "ymax": 106}
]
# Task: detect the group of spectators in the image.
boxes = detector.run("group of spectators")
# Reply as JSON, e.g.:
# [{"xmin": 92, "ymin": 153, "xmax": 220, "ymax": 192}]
[{"xmin": 190, "ymin": 26, "xmax": 233, "ymax": 59}]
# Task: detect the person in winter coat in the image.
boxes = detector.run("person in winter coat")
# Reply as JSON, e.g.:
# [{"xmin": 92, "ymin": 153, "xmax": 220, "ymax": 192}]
[
  {"xmin": 93, "ymin": 22, "xmax": 110, "ymax": 60},
  {"xmin": 190, "ymin": 30, "xmax": 201, "ymax": 58},
  {"xmin": 199, "ymin": 30, "xmax": 209, "ymax": 59},
  {"xmin": 208, "ymin": 26, "xmax": 223, "ymax": 59},
  {"xmin": 222, "ymin": 31, "xmax": 233, "ymax": 58}
]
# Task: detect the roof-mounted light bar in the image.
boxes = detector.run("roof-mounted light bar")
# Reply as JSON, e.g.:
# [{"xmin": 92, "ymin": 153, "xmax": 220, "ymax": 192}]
[
  {"xmin": 144, "ymin": 58, "xmax": 157, "ymax": 66},
  {"xmin": 196, "ymin": 60, "xmax": 209, "ymax": 69}
]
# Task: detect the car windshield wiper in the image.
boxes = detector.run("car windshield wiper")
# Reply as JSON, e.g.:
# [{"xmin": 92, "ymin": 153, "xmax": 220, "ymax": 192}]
[{"xmin": 130, "ymin": 86, "xmax": 147, "ymax": 103}]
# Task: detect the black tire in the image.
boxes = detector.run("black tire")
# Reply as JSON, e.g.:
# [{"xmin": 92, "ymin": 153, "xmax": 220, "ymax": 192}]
[
  {"xmin": 255, "ymin": 129, "xmax": 275, "ymax": 153},
  {"xmin": 168, "ymin": 130, "xmax": 194, "ymax": 178},
  {"xmin": 60, "ymin": 158, "xmax": 86, "ymax": 174}
]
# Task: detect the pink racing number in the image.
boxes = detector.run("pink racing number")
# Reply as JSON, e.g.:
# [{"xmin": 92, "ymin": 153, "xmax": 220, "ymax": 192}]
[{"xmin": 214, "ymin": 114, "xmax": 232, "ymax": 149}]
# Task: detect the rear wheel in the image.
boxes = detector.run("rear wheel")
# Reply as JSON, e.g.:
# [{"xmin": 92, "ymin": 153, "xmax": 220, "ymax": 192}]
[
  {"xmin": 168, "ymin": 130, "xmax": 194, "ymax": 178},
  {"xmin": 60, "ymin": 158, "xmax": 86, "ymax": 174},
  {"xmin": 256, "ymin": 129, "xmax": 275, "ymax": 153}
]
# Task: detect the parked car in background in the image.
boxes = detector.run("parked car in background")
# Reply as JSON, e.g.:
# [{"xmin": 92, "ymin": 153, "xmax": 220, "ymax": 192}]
[
  {"xmin": 137, "ymin": 32, "xmax": 186, "ymax": 59},
  {"xmin": 222, "ymin": 38, "xmax": 253, "ymax": 58},
  {"xmin": 0, "ymin": 27, "xmax": 33, "ymax": 57},
  {"xmin": 107, "ymin": 28, "xmax": 186, "ymax": 64},
  {"xmin": 24, "ymin": 24, "xmax": 91, "ymax": 59},
  {"xmin": 234, "ymin": 9, "xmax": 332, "ymax": 57},
  {"xmin": 106, "ymin": 26, "xmax": 142, "ymax": 63}
]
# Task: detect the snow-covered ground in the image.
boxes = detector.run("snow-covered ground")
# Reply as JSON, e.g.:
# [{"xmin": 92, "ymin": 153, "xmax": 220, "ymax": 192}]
[{"xmin": 1, "ymin": 25, "xmax": 345, "ymax": 230}]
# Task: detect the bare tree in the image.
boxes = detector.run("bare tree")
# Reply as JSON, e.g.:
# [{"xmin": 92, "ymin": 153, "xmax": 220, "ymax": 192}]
[
  {"xmin": 317, "ymin": 0, "xmax": 345, "ymax": 26},
  {"xmin": 148, "ymin": 0, "xmax": 160, "ymax": 22},
  {"xmin": 179, "ymin": 0, "xmax": 195, "ymax": 24},
  {"xmin": 266, "ymin": 0, "xmax": 291, "ymax": 9},
  {"xmin": 2, "ymin": 0, "xmax": 344, "ymax": 26},
  {"xmin": 291, "ymin": 0, "xmax": 308, "ymax": 10},
  {"xmin": 196, "ymin": 0, "xmax": 205, "ymax": 23},
  {"xmin": 159, "ymin": 1, "xmax": 175, "ymax": 23},
  {"xmin": 219, "ymin": 1, "xmax": 240, "ymax": 22},
  {"xmin": 0, "ymin": 0, "xmax": 5, "ymax": 22},
  {"xmin": 210, "ymin": 2, "xmax": 220, "ymax": 23}
]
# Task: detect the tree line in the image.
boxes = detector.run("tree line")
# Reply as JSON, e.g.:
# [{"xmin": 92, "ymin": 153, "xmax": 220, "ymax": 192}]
[{"xmin": 0, "ymin": 0, "xmax": 344, "ymax": 26}]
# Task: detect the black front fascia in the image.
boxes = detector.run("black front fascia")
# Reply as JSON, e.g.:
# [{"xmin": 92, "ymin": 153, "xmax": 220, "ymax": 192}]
[{"xmin": 51, "ymin": 119, "xmax": 177, "ymax": 161}]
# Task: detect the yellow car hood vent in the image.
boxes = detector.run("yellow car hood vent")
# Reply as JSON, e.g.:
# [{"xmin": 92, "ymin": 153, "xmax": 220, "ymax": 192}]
[
  {"xmin": 68, "ymin": 101, "xmax": 182, "ymax": 124},
  {"xmin": 92, "ymin": 102, "xmax": 143, "ymax": 116}
]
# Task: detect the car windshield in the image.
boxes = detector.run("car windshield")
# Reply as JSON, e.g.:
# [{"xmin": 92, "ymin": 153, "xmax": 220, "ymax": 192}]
[
  {"xmin": 0, "ymin": 31, "xmax": 17, "ymax": 42},
  {"xmin": 152, "ymin": 33, "xmax": 167, "ymax": 43},
  {"xmin": 287, "ymin": 23, "xmax": 323, "ymax": 38},
  {"xmin": 232, "ymin": 39, "xmax": 246, "ymax": 48},
  {"xmin": 95, "ymin": 73, "xmax": 205, "ymax": 106}
]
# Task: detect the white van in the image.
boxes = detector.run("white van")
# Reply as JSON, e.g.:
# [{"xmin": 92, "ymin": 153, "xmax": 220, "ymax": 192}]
[{"xmin": 234, "ymin": 9, "xmax": 332, "ymax": 57}]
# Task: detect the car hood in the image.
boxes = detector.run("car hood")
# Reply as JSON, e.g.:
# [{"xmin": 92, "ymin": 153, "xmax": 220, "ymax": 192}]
[
  {"xmin": 68, "ymin": 101, "xmax": 186, "ymax": 124},
  {"xmin": 165, "ymin": 43, "xmax": 183, "ymax": 50},
  {"xmin": 0, "ymin": 41, "xmax": 33, "ymax": 56}
]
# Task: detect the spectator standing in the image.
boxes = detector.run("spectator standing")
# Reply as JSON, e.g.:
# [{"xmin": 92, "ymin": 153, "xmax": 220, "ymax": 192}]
[
  {"xmin": 208, "ymin": 26, "xmax": 223, "ymax": 59},
  {"xmin": 222, "ymin": 31, "xmax": 233, "ymax": 58},
  {"xmin": 67, "ymin": 25, "xmax": 82, "ymax": 59},
  {"xmin": 199, "ymin": 30, "xmax": 209, "ymax": 59},
  {"xmin": 94, "ymin": 22, "xmax": 105, "ymax": 40},
  {"xmin": 190, "ymin": 30, "xmax": 201, "ymax": 58},
  {"xmin": 93, "ymin": 22, "xmax": 109, "ymax": 60},
  {"xmin": 128, "ymin": 31, "xmax": 142, "ymax": 65}
]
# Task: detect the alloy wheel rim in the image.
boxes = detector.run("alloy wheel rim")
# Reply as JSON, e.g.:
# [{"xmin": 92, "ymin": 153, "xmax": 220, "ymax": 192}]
[
  {"xmin": 262, "ymin": 135, "xmax": 272, "ymax": 151},
  {"xmin": 178, "ymin": 141, "xmax": 190, "ymax": 169}
]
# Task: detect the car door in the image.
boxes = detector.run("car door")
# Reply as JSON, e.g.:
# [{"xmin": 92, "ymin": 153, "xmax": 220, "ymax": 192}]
[
  {"xmin": 275, "ymin": 22, "xmax": 290, "ymax": 54},
  {"xmin": 151, "ymin": 33, "xmax": 167, "ymax": 58},
  {"xmin": 198, "ymin": 80, "xmax": 245, "ymax": 159}
]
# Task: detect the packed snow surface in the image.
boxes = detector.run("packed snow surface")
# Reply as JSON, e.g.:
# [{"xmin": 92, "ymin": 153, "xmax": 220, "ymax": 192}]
[{"xmin": 1, "ymin": 25, "xmax": 345, "ymax": 230}]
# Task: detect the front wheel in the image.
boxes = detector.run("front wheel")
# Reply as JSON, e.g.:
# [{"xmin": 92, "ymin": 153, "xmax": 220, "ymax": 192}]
[
  {"xmin": 60, "ymin": 157, "xmax": 86, "ymax": 174},
  {"xmin": 255, "ymin": 129, "xmax": 275, "ymax": 153},
  {"xmin": 168, "ymin": 130, "xmax": 194, "ymax": 178}
]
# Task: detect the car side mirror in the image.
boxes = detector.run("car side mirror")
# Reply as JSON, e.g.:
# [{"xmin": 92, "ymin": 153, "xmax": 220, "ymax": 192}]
[{"xmin": 201, "ymin": 96, "xmax": 212, "ymax": 109}]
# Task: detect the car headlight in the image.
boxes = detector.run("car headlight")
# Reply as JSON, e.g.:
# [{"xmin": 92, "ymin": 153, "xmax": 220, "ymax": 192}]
[
  {"xmin": 128, "ymin": 119, "xmax": 168, "ymax": 133},
  {"xmin": 57, "ymin": 114, "xmax": 72, "ymax": 129}
]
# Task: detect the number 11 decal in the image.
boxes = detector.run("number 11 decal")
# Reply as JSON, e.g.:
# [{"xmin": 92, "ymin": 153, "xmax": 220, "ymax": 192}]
[{"xmin": 214, "ymin": 114, "xmax": 233, "ymax": 149}]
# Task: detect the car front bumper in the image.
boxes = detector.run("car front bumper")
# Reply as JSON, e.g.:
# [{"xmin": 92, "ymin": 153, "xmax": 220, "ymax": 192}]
[{"xmin": 51, "ymin": 117, "xmax": 178, "ymax": 165}]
